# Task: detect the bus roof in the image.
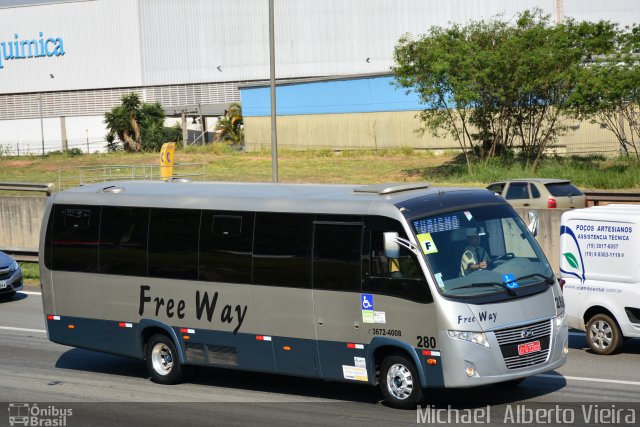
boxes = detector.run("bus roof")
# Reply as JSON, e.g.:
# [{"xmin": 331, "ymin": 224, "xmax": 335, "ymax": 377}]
[{"xmin": 51, "ymin": 180, "xmax": 498, "ymax": 219}]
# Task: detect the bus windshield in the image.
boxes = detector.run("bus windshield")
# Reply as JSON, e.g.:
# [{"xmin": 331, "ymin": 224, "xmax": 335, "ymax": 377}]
[{"xmin": 411, "ymin": 204, "xmax": 554, "ymax": 300}]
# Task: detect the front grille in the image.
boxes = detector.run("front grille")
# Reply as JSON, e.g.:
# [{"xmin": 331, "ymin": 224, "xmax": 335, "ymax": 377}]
[
  {"xmin": 494, "ymin": 319, "xmax": 552, "ymax": 369},
  {"xmin": 0, "ymin": 268, "xmax": 12, "ymax": 280}
]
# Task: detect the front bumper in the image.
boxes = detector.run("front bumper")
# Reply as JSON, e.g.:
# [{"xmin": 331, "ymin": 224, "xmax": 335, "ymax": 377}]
[
  {"xmin": 0, "ymin": 269, "xmax": 23, "ymax": 295},
  {"xmin": 441, "ymin": 319, "xmax": 568, "ymax": 387}
]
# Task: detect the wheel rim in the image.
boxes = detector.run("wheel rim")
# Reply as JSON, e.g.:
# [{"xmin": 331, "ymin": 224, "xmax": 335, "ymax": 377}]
[
  {"xmin": 386, "ymin": 363, "xmax": 414, "ymax": 400},
  {"xmin": 589, "ymin": 320, "xmax": 613, "ymax": 350},
  {"xmin": 151, "ymin": 343, "xmax": 174, "ymax": 376}
]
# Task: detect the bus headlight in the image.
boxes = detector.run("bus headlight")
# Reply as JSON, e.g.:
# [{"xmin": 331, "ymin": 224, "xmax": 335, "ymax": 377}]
[
  {"xmin": 447, "ymin": 330, "xmax": 490, "ymax": 348},
  {"xmin": 555, "ymin": 311, "xmax": 566, "ymax": 328}
]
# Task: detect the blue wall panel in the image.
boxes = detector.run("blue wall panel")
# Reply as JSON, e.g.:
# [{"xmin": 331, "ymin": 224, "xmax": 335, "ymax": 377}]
[{"xmin": 241, "ymin": 76, "xmax": 424, "ymax": 117}]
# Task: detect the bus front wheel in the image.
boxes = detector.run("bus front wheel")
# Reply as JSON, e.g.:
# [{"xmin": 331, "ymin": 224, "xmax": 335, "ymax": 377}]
[
  {"xmin": 380, "ymin": 354, "xmax": 424, "ymax": 409},
  {"xmin": 145, "ymin": 334, "xmax": 186, "ymax": 385}
]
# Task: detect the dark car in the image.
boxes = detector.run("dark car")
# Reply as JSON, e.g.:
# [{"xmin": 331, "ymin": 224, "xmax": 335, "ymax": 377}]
[{"xmin": 0, "ymin": 251, "xmax": 23, "ymax": 300}]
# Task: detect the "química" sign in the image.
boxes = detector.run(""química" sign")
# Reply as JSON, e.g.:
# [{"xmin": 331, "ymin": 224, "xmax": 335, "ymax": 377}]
[{"xmin": 0, "ymin": 32, "xmax": 65, "ymax": 69}]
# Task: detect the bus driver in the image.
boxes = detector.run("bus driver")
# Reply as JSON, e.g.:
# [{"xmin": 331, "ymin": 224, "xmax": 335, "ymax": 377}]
[{"xmin": 460, "ymin": 228, "xmax": 490, "ymax": 276}]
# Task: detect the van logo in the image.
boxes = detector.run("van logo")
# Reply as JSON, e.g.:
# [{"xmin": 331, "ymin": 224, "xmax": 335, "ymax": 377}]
[{"xmin": 521, "ymin": 329, "xmax": 534, "ymax": 339}]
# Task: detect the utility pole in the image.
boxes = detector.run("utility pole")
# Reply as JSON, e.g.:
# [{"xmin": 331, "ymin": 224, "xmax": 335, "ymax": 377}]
[
  {"xmin": 38, "ymin": 95, "xmax": 45, "ymax": 156},
  {"xmin": 269, "ymin": 0, "xmax": 278, "ymax": 182},
  {"xmin": 86, "ymin": 129, "xmax": 89, "ymax": 153}
]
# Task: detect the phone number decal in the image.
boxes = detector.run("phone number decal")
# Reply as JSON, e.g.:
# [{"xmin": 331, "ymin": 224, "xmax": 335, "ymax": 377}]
[{"xmin": 368, "ymin": 328, "xmax": 402, "ymax": 337}]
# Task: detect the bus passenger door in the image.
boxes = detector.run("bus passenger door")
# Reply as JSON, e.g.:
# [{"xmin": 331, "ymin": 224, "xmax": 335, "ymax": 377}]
[{"xmin": 312, "ymin": 222, "xmax": 366, "ymax": 382}]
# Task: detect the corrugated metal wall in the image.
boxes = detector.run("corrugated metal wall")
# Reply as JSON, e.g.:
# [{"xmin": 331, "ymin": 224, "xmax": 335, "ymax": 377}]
[
  {"xmin": 0, "ymin": 0, "xmax": 142, "ymax": 94},
  {"xmin": 4, "ymin": 0, "xmax": 639, "ymax": 95},
  {"xmin": 1, "ymin": 0, "xmax": 638, "ymax": 121},
  {"xmin": 244, "ymin": 112, "xmax": 621, "ymax": 154},
  {"xmin": 137, "ymin": 0, "xmax": 559, "ymax": 85}
]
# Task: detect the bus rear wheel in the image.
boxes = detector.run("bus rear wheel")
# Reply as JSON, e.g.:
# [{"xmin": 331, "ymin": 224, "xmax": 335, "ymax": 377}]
[
  {"xmin": 380, "ymin": 354, "xmax": 424, "ymax": 409},
  {"xmin": 586, "ymin": 314, "xmax": 623, "ymax": 355},
  {"xmin": 145, "ymin": 334, "xmax": 186, "ymax": 384}
]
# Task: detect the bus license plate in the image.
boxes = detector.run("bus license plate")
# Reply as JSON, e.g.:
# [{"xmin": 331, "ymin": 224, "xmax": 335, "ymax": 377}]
[
  {"xmin": 518, "ymin": 340, "xmax": 541, "ymax": 356},
  {"xmin": 0, "ymin": 281, "xmax": 6, "ymax": 289}
]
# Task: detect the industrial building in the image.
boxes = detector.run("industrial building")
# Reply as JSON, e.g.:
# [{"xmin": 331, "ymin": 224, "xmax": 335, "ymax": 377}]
[{"xmin": 0, "ymin": 0, "xmax": 637, "ymax": 154}]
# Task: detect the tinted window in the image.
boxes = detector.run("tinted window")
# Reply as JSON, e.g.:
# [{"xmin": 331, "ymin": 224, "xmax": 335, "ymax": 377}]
[
  {"xmin": 200, "ymin": 211, "xmax": 254, "ymax": 284},
  {"xmin": 545, "ymin": 183, "xmax": 583, "ymax": 197},
  {"xmin": 313, "ymin": 223, "xmax": 362, "ymax": 292},
  {"xmin": 100, "ymin": 206, "xmax": 149, "ymax": 276},
  {"xmin": 530, "ymin": 184, "xmax": 541, "ymax": 198},
  {"xmin": 505, "ymin": 183, "xmax": 529, "ymax": 200},
  {"xmin": 51, "ymin": 205, "xmax": 101, "ymax": 272},
  {"xmin": 212, "ymin": 215, "xmax": 243, "ymax": 236},
  {"xmin": 363, "ymin": 216, "xmax": 432, "ymax": 303},
  {"xmin": 253, "ymin": 213, "xmax": 312, "ymax": 288},
  {"xmin": 487, "ymin": 183, "xmax": 505, "ymax": 194},
  {"xmin": 148, "ymin": 208, "xmax": 200, "ymax": 280}
]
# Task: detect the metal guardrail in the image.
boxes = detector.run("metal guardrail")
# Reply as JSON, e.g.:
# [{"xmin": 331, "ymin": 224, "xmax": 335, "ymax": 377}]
[
  {"xmin": 58, "ymin": 163, "xmax": 206, "ymax": 190},
  {"xmin": 584, "ymin": 191, "xmax": 640, "ymax": 206},
  {"xmin": 0, "ymin": 182, "xmax": 54, "ymax": 196}
]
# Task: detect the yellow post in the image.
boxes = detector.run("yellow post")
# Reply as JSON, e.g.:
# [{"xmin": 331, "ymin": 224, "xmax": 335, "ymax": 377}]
[{"xmin": 160, "ymin": 142, "xmax": 176, "ymax": 180}]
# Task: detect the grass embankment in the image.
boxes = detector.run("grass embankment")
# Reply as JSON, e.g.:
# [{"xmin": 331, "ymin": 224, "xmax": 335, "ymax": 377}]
[
  {"xmin": 4, "ymin": 147, "xmax": 640, "ymax": 285},
  {"xmin": 1, "ymin": 145, "xmax": 639, "ymax": 189},
  {"xmin": 19, "ymin": 262, "xmax": 39, "ymax": 286}
]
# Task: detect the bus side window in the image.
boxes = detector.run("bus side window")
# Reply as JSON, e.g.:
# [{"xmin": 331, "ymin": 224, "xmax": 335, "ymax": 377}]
[
  {"xmin": 148, "ymin": 208, "xmax": 200, "ymax": 280},
  {"xmin": 99, "ymin": 206, "xmax": 149, "ymax": 276},
  {"xmin": 51, "ymin": 204, "xmax": 101, "ymax": 273},
  {"xmin": 200, "ymin": 211, "xmax": 254, "ymax": 284},
  {"xmin": 253, "ymin": 212, "xmax": 313, "ymax": 289}
]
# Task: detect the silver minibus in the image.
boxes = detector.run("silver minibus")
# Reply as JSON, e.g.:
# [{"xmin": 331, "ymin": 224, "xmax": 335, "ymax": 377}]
[{"xmin": 40, "ymin": 181, "xmax": 567, "ymax": 408}]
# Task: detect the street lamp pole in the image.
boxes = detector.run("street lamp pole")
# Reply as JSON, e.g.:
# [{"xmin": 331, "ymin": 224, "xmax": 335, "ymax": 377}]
[
  {"xmin": 269, "ymin": 0, "xmax": 278, "ymax": 182},
  {"xmin": 38, "ymin": 95, "xmax": 45, "ymax": 156},
  {"xmin": 86, "ymin": 129, "xmax": 89, "ymax": 153}
]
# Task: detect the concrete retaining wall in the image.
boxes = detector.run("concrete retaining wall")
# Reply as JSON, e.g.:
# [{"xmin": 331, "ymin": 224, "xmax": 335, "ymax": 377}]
[
  {"xmin": 0, "ymin": 196, "xmax": 565, "ymax": 272},
  {"xmin": 515, "ymin": 208, "xmax": 563, "ymax": 273},
  {"xmin": 0, "ymin": 196, "xmax": 47, "ymax": 252}
]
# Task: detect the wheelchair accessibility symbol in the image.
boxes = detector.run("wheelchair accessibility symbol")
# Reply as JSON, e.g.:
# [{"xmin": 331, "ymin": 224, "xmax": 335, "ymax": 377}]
[{"xmin": 361, "ymin": 294, "xmax": 374, "ymax": 310}]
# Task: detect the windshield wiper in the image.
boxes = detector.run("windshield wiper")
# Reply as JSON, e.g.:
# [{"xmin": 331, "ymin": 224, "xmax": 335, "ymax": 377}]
[
  {"xmin": 515, "ymin": 273, "xmax": 555, "ymax": 286},
  {"xmin": 453, "ymin": 282, "xmax": 517, "ymax": 295}
]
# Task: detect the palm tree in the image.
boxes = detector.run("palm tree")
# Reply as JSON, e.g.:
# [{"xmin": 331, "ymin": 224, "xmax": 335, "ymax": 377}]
[
  {"xmin": 104, "ymin": 94, "xmax": 166, "ymax": 152},
  {"xmin": 214, "ymin": 102, "xmax": 244, "ymax": 145},
  {"xmin": 121, "ymin": 93, "xmax": 142, "ymax": 151},
  {"xmin": 104, "ymin": 105, "xmax": 135, "ymax": 151}
]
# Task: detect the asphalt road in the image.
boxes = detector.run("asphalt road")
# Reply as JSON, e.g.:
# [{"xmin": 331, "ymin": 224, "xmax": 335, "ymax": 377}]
[{"xmin": 1, "ymin": 290, "xmax": 640, "ymax": 427}]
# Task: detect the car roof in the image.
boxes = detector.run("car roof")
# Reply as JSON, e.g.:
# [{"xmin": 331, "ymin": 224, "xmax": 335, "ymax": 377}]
[{"xmin": 488, "ymin": 178, "xmax": 571, "ymax": 185}]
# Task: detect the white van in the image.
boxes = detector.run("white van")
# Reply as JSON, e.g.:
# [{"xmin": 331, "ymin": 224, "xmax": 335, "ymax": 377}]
[{"xmin": 560, "ymin": 204, "xmax": 640, "ymax": 354}]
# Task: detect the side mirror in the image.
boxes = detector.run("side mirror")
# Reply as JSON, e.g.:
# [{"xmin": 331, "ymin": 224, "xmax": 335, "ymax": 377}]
[
  {"xmin": 383, "ymin": 232, "xmax": 401, "ymax": 258},
  {"xmin": 528, "ymin": 210, "xmax": 539, "ymax": 237}
]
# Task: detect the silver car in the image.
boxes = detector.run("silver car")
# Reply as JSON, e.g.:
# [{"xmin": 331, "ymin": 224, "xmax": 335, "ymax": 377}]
[
  {"xmin": 487, "ymin": 179, "xmax": 587, "ymax": 209},
  {"xmin": 0, "ymin": 251, "xmax": 23, "ymax": 300}
]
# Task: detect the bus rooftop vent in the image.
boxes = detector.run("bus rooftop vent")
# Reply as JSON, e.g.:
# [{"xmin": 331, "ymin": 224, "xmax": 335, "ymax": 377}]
[
  {"xmin": 99, "ymin": 185, "xmax": 125, "ymax": 193},
  {"xmin": 353, "ymin": 182, "xmax": 431, "ymax": 195}
]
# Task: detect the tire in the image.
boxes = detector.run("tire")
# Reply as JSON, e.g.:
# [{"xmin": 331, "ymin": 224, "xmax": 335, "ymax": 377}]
[
  {"xmin": 145, "ymin": 333, "xmax": 186, "ymax": 384},
  {"xmin": 380, "ymin": 354, "xmax": 424, "ymax": 409},
  {"xmin": 586, "ymin": 314, "xmax": 623, "ymax": 355}
]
